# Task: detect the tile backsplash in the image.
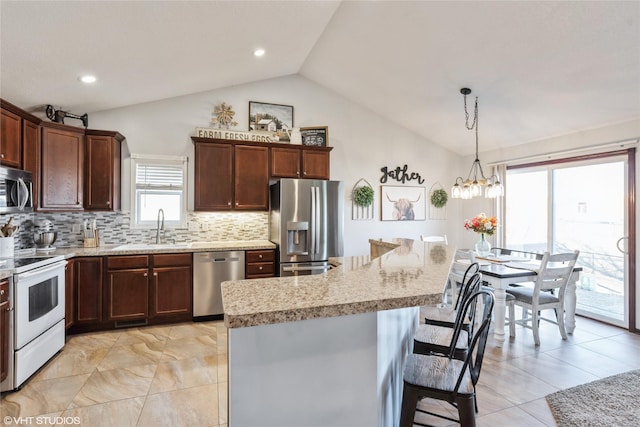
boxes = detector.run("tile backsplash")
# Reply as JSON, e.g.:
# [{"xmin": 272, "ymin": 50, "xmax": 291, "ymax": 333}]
[{"xmin": 2, "ymin": 211, "xmax": 269, "ymax": 249}]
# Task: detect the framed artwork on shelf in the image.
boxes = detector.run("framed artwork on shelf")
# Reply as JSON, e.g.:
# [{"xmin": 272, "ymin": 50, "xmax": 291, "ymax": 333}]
[
  {"xmin": 249, "ymin": 101, "xmax": 294, "ymax": 141},
  {"xmin": 300, "ymin": 126, "xmax": 328, "ymax": 147},
  {"xmin": 380, "ymin": 185, "xmax": 426, "ymax": 221}
]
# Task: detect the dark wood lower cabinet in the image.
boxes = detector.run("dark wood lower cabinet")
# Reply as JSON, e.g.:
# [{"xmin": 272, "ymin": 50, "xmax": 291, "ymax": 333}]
[
  {"xmin": 107, "ymin": 269, "xmax": 149, "ymax": 321},
  {"xmin": 75, "ymin": 257, "xmax": 103, "ymax": 324},
  {"xmin": 65, "ymin": 259, "xmax": 74, "ymax": 330},
  {"xmin": 151, "ymin": 253, "xmax": 192, "ymax": 318},
  {"xmin": 69, "ymin": 254, "xmax": 192, "ymax": 334},
  {"xmin": 1, "ymin": 279, "xmax": 9, "ymax": 383},
  {"xmin": 246, "ymin": 249, "xmax": 276, "ymax": 279}
]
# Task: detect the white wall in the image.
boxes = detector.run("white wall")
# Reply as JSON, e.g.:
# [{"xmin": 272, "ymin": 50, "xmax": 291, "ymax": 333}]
[{"xmin": 89, "ymin": 75, "xmax": 463, "ymax": 257}]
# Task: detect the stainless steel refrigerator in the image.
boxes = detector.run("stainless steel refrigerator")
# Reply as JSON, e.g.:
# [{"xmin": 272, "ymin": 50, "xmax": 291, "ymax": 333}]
[{"xmin": 270, "ymin": 179, "xmax": 344, "ymax": 276}]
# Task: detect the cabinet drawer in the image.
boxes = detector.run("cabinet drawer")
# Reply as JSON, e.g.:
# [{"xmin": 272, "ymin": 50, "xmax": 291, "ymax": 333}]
[
  {"xmin": 153, "ymin": 253, "xmax": 192, "ymax": 267},
  {"xmin": 246, "ymin": 262, "xmax": 274, "ymax": 276},
  {"xmin": 0, "ymin": 279, "xmax": 8, "ymax": 303},
  {"xmin": 246, "ymin": 250, "xmax": 275, "ymax": 263},
  {"xmin": 107, "ymin": 255, "xmax": 149, "ymax": 270}
]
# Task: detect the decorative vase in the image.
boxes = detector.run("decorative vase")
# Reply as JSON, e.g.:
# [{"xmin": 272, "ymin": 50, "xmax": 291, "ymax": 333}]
[{"xmin": 475, "ymin": 233, "xmax": 491, "ymax": 257}]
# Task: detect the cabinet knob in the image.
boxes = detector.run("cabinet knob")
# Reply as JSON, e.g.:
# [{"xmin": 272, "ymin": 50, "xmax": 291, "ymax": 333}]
[
  {"xmin": 235, "ymin": 201, "xmax": 239, "ymax": 206},
  {"xmin": 303, "ymin": 171, "xmax": 307, "ymax": 176},
  {"xmin": 144, "ymin": 272, "xmax": 148, "ymax": 277},
  {"xmin": 258, "ymin": 254, "xmax": 263, "ymax": 259},
  {"xmin": 259, "ymin": 266, "xmax": 263, "ymax": 271},
  {"xmin": 0, "ymin": 154, "xmax": 4, "ymax": 159},
  {"xmin": 106, "ymin": 201, "xmax": 111, "ymax": 206},
  {"xmin": 228, "ymin": 201, "xmax": 231, "ymax": 206},
  {"xmin": 154, "ymin": 272, "xmax": 158, "ymax": 277},
  {"xmin": 0, "ymin": 289, "xmax": 4, "ymax": 295}
]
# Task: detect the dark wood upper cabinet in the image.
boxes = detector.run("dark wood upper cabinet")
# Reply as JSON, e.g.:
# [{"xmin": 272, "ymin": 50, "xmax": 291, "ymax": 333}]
[
  {"xmin": 234, "ymin": 144, "xmax": 269, "ymax": 210},
  {"xmin": 23, "ymin": 119, "xmax": 41, "ymax": 209},
  {"xmin": 1, "ymin": 99, "xmax": 42, "ymax": 171},
  {"xmin": 193, "ymin": 137, "xmax": 332, "ymax": 211},
  {"xmin": 271, "ymin": 147, "xmax": 302, "ymax": 178},
  {"xmin": 194, "ymin": 142, "xmax": 234, "ymax": 210},
  {"xmin": 272, "ymin": 146, "xmax": 331, "ymax": 180},
  {"xmin": 0, "ymin": 107, "xmax": 22, "ymax": 168},
  {"xmin": 301, "ymin": 149, "xmax": 331, "ymax": 179},
  {"xmin": 84, "ymin": 130, "xmax": 124, "ymax": 211},
  {"xmin": 40, "ymin": 123, "xmax": 85, "ymax": 211}
]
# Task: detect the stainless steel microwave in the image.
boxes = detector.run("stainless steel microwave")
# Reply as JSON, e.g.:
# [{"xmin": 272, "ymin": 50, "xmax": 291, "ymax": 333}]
[{"xmin": 0, "ymin": 167, "xmax": 33, "ymax": 213}]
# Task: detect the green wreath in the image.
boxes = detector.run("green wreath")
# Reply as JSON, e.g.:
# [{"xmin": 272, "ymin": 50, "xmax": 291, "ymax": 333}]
[
  {"xmin": 353, "ymin": 186, "xmax": 374, "ymax": 207},
  {"xmin": 430, "ymin": 189, "xmax": 448, "ymax": 208}
]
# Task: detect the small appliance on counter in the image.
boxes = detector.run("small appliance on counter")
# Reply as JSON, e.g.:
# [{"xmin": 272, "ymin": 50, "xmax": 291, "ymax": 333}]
[{"xmin": 33, "ymin": 219, "xmax": 57, "ymax": 252}]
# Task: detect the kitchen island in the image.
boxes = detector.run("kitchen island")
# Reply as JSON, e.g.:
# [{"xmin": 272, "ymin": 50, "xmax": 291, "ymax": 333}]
[{"xmin": 222, "ymin": 239, "xmax": 453, "ymax": 427}]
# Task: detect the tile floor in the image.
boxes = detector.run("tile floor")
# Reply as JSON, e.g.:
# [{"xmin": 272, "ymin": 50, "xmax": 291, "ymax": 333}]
[
  {"xmin": 1, "ymin": 321, "xmax": 227, "ymax": 427},
  {"xmin": 1, "ymin": 317, "xmax": 639, "ymax": 427}
]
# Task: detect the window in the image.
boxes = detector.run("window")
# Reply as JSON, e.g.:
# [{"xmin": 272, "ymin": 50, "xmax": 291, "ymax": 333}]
[{"xmin": 131, "ymin": 154, "xmax": 187, "ymax": 228}]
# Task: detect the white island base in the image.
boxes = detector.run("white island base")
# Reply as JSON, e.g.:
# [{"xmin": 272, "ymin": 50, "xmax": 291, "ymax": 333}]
[{"xmin": 228, "ymin": 306, "xmax": 418, "ymax": 427}]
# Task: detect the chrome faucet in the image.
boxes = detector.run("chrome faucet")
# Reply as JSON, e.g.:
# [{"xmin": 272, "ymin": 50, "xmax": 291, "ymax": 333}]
[{"xmin": 155, "ymin": 208, "xmax": 165, "ymax": 244}]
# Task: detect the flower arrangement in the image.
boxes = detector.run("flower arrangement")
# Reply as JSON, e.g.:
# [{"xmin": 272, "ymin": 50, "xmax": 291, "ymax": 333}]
[{"xmin": 464, "ymin": 213, "xmax": 497, "ymax": 235}]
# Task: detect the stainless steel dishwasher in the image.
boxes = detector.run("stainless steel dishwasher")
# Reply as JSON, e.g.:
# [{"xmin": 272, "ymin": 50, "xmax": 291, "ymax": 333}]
[{"xmin": 193, "ymin": 251, "xmax": 245, "ymax": 318}]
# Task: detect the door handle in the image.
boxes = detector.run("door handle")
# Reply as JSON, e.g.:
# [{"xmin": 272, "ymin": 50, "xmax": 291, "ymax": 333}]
[{"xmin": 616, "ymin": 236, "xmax": 629, "ymax": 254}]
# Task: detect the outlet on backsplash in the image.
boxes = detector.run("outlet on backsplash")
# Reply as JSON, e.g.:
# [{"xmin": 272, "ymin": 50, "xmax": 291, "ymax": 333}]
[
  {"xmin": 71, "ymin": 223, "xmax": 82, "ymax": 233},
  {"xmin": 187, "ymin": 221, "xmax": 199, "ymax": 232}
]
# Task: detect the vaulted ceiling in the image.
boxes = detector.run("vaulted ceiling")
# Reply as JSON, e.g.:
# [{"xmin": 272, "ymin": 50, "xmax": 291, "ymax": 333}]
[{"xmin": 2, "ymin": 1, "xmax": 639, "ymax": 155}]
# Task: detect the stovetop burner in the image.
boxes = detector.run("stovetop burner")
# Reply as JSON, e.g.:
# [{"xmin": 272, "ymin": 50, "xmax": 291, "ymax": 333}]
[{"xmin": 1, "ymin": 255, "xmax": 66, "ymax": 274}]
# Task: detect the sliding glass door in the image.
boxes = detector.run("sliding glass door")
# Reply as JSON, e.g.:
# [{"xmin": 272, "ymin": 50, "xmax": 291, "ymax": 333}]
[{"xmin": 505, "ymin": 152, "xmax": 633, "ymax": 327}]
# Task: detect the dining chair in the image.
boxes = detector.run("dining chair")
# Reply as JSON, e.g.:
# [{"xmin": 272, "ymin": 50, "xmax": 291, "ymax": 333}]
[
  {"xmin": 505, "ymin": 250, "xmax": 580, "ymax": 346},
  {"xmin": 413, "ymin": 272, "xmax": 482, "ymax": 361},
  {"xmin": 400, "ymin": 290, "xmax": 495, "ymax": 427}
]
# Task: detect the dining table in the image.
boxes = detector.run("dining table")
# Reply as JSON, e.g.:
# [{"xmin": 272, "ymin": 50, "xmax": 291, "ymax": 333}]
[{"xmin": 477, "ymin": 257, "xmax": 583, "ymax": 347}]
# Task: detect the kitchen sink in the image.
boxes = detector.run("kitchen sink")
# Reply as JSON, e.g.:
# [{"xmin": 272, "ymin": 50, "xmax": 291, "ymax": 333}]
[{"xmin": 113, "ymin": 243, "xmax": 191, "ymax": 251}]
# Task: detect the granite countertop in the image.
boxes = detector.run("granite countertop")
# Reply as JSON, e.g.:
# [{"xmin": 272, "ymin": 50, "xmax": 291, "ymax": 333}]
[
  {"xmin": 6, "ymin": 240, "xmax": 276, "ymax": 261},
  {"xmin": 222, "ymin": 239, "xmax": 453, "ymax": 328}
]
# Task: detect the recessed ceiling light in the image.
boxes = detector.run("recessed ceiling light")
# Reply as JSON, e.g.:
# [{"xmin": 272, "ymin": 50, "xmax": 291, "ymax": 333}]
[
  {"xmin": 79, "ymin": 75, "xmax": 97, "ymax": 84},
  {"xmin": 253, "ymin": 48, "xmax": 265, "ymax": 57}
]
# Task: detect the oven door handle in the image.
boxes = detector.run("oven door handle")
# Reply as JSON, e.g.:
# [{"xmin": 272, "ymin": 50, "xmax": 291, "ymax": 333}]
[{"xmin": 14, "ymin": 261, "xmax": 67, "ymax": 281}]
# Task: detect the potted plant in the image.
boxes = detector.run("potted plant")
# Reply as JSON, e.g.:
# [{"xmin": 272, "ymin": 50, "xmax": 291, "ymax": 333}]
[
  {"xmin": 353, "ymin": 185, "xmax": 374, "ymax": 207},
  {"xmin": 430, "ymin": 188, "xmax": 448, "ymax": 208}
]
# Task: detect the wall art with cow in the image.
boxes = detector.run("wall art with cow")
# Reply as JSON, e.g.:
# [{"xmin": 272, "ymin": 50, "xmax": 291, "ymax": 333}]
[{"xmin": 380, "ymin": 186, "xmax": 427, "ymax": 221}]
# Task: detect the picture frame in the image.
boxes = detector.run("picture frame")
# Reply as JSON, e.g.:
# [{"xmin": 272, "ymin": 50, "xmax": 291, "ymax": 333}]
[
  {"xmin": 300, "ymin": 126, "xmax": 328, "ymax": 147},
  {"xmin": 380, "ymin": 185, "xmax": 426, "ymax": 221},
  {"xmin": 248, "ymin": 101, "xmax": 294, "ymax": 141}
]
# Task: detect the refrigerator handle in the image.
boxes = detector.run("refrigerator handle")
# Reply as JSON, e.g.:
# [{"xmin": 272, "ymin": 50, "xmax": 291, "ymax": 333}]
[
  {"xmin": 315, "ymin": 186, "xmax": 321, "ymax": 254},
  {"xmin": 310, "ymin": 186, "xmax": 316, "ymax": 255}
]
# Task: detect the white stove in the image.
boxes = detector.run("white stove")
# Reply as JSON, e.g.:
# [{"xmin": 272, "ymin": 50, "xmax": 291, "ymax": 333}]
[
  {"xmin": 0, "ymin": 253, "xmax": 67, "ymax": 392},
  {"xmin": 1, "ymin": 254, "xmax": 65, "ymax": 274}
]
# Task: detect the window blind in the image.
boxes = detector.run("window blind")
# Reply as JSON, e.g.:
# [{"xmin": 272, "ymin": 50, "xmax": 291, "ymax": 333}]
[{"xmin": 135, "ymin": 164, "xmax": 183, "ymax": 190}]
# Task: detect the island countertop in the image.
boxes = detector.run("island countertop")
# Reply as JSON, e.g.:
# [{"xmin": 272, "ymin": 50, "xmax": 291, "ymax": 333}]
[{"xmin": 222, "ymin": 238, "xmax": 453, "ymax": 328}]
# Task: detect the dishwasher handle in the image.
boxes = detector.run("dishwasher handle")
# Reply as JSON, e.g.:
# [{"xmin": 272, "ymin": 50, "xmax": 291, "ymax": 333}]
[{"xmin": 210, "ymin": 257, "xmax": 240, "ymax": 262}]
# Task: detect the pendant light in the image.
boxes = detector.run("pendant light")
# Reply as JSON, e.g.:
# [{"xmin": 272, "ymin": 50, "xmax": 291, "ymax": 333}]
[{"xmin": 451, "ymin": 88, "xmax": 503, "ymax": 199}]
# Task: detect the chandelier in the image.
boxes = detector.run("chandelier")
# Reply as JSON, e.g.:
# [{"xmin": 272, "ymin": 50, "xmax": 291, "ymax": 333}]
[{"xmin": 451, "ymin": 88, "xmax": 503, "ymax": 199}]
